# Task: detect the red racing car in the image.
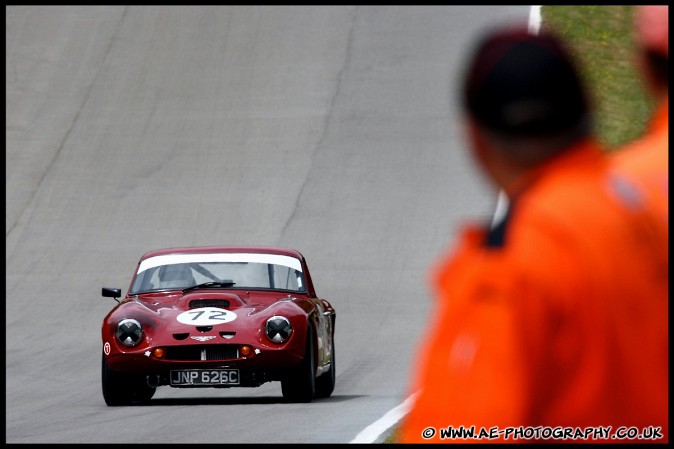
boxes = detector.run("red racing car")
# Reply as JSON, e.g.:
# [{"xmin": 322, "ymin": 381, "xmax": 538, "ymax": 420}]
[{"xmin": 100, "ymin": 246, "xmax": 336, "ymax": 405}]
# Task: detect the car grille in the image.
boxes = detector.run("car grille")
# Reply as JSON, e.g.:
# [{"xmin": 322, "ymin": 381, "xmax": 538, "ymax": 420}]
[
  {"xmin": 165, "ymin": 344, "xmax": 239, "ymax": 361},
  {"xmin": 189, "ymin": 299, "xmax": 230, "ymax": 309}
]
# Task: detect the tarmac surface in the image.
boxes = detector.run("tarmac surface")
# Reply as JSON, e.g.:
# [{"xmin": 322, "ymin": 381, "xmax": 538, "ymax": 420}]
[{"xmin": 6, "ymin": 6, "xmax": 528, "ymax": 443}]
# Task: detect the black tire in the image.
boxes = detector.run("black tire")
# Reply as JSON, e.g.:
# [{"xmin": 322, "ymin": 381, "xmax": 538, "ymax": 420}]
[
  {"xmin": 102, "ymin": 352, "xmax": 155, "ymax": 406},
  {"xmin": 314, "ymin": 336, "xmax": 335, "ymax": 399},
  {"xmin": 281, "ymin": 325, "xmax": 316, "ymax": 403}
]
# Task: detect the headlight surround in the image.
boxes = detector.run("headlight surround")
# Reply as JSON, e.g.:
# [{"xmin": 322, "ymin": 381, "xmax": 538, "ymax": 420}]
[
  {"xmin": 115, "ymin": 318, "xmax": 143, "ymax": 347},
  {"xmin": 265, "ymin": 316, "xmax": 293, "ymax": 344}
]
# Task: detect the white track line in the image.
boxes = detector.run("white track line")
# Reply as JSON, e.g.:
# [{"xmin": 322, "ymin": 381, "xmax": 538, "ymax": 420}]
[
  {"xmin": 349, "ymin": 394, "xmax": 418, "ymax": 443},
  {"xmin": 349, "ymin": 6, "xmax": 542, "ymax": 443},
  {"xmin": 529, "ymin": 5, "xmax": 542, "ymax": 34}
]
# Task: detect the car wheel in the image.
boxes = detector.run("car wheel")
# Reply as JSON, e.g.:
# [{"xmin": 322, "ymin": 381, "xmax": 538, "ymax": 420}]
[
  {"xmin": 131, "ymin": 377, "xmax": 156, "ymax": 403},
  {"xmin": 101, "ymin": 352, "xmax": 155, "ymax": 406},
  {"xmin": 314, "ymin": 336, "xmax": 335, "ymax": 399},
  {"xmin": 281, "ymin": 325, "xmax": 316, "ymax": 403}
]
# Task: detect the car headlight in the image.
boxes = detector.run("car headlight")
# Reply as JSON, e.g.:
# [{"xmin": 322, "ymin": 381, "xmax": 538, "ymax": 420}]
[
  {"xmin": 115, "ymin": 318, "xmax": 143, "ymax": 347},
  {"xmin": 265, "ymin": 316, "xmax": 293, "ymax": 344}
]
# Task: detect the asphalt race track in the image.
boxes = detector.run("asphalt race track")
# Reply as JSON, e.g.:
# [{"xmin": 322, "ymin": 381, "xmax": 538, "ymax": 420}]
[{"xmin": 6, "ymin": 6, "xmax": 528, "ymax": 443}]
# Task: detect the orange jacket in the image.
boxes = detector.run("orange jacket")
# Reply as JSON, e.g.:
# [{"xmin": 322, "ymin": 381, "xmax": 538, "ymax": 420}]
[
  {"xmin": 400, "ymin": 140, "xmax": 668, "ymax": 443},
  {"xmin": 608, "ymin": 98, "xmax": 668, "ymax": 261},
  {"xmin": 612, "ymin": 98, "xmax": 668, "ymax": 186}
]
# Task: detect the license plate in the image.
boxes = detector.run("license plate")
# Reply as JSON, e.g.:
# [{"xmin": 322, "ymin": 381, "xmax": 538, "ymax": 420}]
[{"xmin": 170, "ymin": 369, "xmax": 240, "ymax": 386}]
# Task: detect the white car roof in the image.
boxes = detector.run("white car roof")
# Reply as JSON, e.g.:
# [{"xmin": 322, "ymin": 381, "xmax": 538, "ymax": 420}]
[{"xmin": 137, "ymin": 252, "xmax": 303, "ymax": 274}]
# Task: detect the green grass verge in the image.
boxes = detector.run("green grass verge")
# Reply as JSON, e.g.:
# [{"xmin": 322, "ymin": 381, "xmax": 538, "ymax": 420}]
[{"xmin": 543, "ymin": 6, "xmax": 655, "ymax": 150}]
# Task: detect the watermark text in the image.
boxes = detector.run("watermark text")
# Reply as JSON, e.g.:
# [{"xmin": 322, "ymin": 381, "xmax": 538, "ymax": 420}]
[{"xmin": 421, "ymin": 425, "xmax": 663, "ymax": 441}]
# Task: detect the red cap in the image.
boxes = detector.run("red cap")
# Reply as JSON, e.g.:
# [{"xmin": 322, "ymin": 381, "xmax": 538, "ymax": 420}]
[
  {"xmin": 636, "ymin": 5, "xmax": 668, "ymax": 56},
  {"xmin": 462, "ymin": 25, "xmax": 589, "ymax": 137}
]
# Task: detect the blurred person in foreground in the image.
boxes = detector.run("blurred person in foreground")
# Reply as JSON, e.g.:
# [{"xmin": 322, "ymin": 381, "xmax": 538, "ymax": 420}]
[
  {"xmin": 612, "ymin": 5, "xmax": 668, "ymax": 191},
  {"xmin": 400, "ymin": 25, "xmax": 668, "ymax": 444},
  {"xmin": 608, "ymin": 5, "xmax": 668, "ymax": 257}
]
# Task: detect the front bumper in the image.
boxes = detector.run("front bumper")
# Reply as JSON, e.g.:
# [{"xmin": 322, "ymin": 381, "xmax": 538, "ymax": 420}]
[{"xmin": 105, "ymin": 341, "xmax": 303, "ymax": 387}]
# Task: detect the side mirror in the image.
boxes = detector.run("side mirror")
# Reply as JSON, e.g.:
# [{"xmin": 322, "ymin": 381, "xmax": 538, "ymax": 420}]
[{"xmin": 102, "ymin": 287, "xmax": 122, "ymax": 303}]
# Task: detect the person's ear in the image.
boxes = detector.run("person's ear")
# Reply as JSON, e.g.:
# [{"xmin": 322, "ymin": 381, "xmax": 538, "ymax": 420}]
[
  {"xmin": 465, "ymin": 118, "xmax": 490, "ymax": 169},
  {"xmin": 463, "ymin": 118, "xmax": 511, "ymax": 193}
]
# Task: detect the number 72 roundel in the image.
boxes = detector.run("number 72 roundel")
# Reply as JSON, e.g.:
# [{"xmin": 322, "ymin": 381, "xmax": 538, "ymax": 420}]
[{"xmin": 176, "ymin": 307, "xmax": 237, "ymax": 325}]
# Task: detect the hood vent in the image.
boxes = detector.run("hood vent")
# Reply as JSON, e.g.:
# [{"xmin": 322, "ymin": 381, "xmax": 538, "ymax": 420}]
[{"xmin": 189, "ymin": 299, "xmax": 230, "ymax": 309}]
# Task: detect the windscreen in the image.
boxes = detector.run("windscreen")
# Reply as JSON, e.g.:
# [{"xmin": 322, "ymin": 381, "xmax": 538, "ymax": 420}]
[{"xmin": 129, "ymin": 253, "xmax": 305, "ymax": 294}]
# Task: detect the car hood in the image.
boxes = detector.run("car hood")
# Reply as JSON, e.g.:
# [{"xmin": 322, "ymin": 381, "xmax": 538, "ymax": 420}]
[{"xmin": 107, "ymin": 290, "xmax": 306, "ymax": 337}]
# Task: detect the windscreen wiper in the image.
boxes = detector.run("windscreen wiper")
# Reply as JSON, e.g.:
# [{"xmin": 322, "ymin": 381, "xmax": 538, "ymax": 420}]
[{"xmin": 183, "ymin": 281, "xmax": 236, "ymax": 292}]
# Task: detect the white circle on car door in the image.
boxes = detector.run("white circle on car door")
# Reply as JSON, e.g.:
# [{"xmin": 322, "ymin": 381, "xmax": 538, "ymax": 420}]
[{"xmin": 177, "ymin": 307, "xmax": 237, "ymax": 325}]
